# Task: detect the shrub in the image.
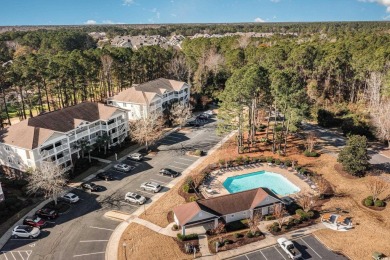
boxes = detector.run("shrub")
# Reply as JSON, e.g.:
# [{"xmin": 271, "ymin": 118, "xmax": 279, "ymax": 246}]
[
  {"xmin": 219, "ymin": 159, "xmax": 225, "ymax": 166},
  {"xmin": 172, "ymin": 224, "xmax": 178, "ymax": 230},
  {"xmin": 244, "ymin": 156, "xmax": 251, "ymax": 164},
  {"xmin": 296, "ymin": 209, "xmax": 309, "ymax": 220},
  {"xmin": 307, "ymin": 211, "xmax": 315, "ymax": 219},
  {"xmin": 258, "ymin": 156, "xmax": 266, "ymax": 162},
  {"xmin": 188, "ymin": 196, "xmax": 198, "ymax": 202},
  {"xmin": 317, "ymin": 109, "xmax": 340, "ymax": 127},
  {"xmin": 374, "ymin": 200, "xmax": 384, "ymax": 207},
  {"xmin": 271, "ymin": 225, "xmax": 280, "ymax": 233},
  {"xmin": 235, "ymin": 156, "xmax": 243, "ymax": 164},
  {"xmin": 284, "ymin": 159, "xmax": 292, "ymax": 167},
  {"xmin": 254, "ymin": 231, "xmax": 262, "ymax": 237},
  {"xmin": 182, "ymin": 184, "xmax": 190, "ymax": 193},
  {"xmin": 224, "ymin": 239, "xmax": 233, "ymax": 245},
  {"xmin": 265, "ymin": 215, "xmax": 275, "ymax": 221},
  {"xmin": 367, "ymin": 196, "xmax": 373, "ymax": 201},
  {"xmin": 193, "ymin": 149, "xmax": 203, "ymax": 156},
  {"xmin": 304, "ymin": 150, "xmax": 318, "ymax": 157},
  {"xmin": 246, "ymin": 232, "xmax": 254, "ymax": 238},
  {"xmin": 293, "ymin": 218, "xmax": 302, "ymax": 225},
  {"xmin": 266, "ymin": 157, "xmax": 273, "ymax": 163},
  {"xmin": 234, "ymin": 233, "xmax": 243, "ymax": 239},
  {"xmin": 338, "ymin": 135, "xmax": 370, "ymax": 176},
  {"xmin": 275, "ymin": 159, "xmax": 281, "ymax": 165},
  {"xmin": 177, "ymin": 233, "xmax": 198, "ymax": 241}
]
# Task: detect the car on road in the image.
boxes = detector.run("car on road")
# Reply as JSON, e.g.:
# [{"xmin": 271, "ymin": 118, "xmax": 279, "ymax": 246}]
[
  {"xmin": 23, "ymin": 216, "xmax": 46, "ymax": 228},
  {"xmin": 96, "ymin": 172, "xmax": 115, "ymax": 181},
  {"xmin": 159, "ymin": 168, "xmax": 179, "ymax": 178},
  {"xmin": 35, "ymin": 208, "xmax": 58, "ymax": 220},
  {"xmin": 277, "ymin": 237, "xmax": 302, "ymax": 259},
  {"xmin": 196, "ymin": 114, "xmax": 208, "ymax": 121},
  {"xmin": 12, "ymin": 225, "xmax": 40, "ymax": 239},
  {"xmin": 113, "ymin": 163, "xmax": 133, "ymax": 172},
  {"xmin": 124, "ymin": 192, "xmax": 147, "ymax": 205},
  {"xmin": 127, "ymin": 153, "xmax": 143, "ymax": 161},
  {"xmin": 81, "ymin": 182, "xmax": 103, "ymax": 192},
  {"xmin": 61, "ymin": 192, "xmax": 80, "ymax": 203},
  {"xmin": 140, "ymin": 182, "xmax": 162, "ymax": 193}
]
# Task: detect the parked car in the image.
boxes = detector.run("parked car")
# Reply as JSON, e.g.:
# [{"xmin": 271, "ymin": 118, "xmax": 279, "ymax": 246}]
[
  {"xmin": 61, "ymin": 192, "xmax": 80, "ymax": 203},
  {"xmin": 35, "ymin": 208, "xmax": 58, "ymax": 220},
  {"xmin": 196, "ymin": 114, "xmax": 208, "ymax": 121},
  {"xmin": 186, "ymin": 120, "xmax": 200, "ymax": 127},
  {"xmin": 140, "ymin": 182, "xmax": 162, "ymax": 193},
  {"xmin": 124, "ymin": 192, "xmax": 146, "ymax": 205},
  {"xmin": 96, "ymin": 172, "xmax": 115, "ymax": 181},
  {"xmin": 277, "ymin": 237, "xmax": 302, "ymax": 260},
  {"xmin": 113, "ymin": 163, "xmax": 133, "ymax": 172},
  {"xmin": 23, "ymin": 216, "xmax": 46, "ymax": 228},
  {"xmin": 127, "ymin": 153, "xmax": 143, "ymax": 161},
  {"xmin": 81, "ymin": 182, "xmax": 103, "ymax": 192},
  {"xmin": 159, "ymin": 168, "xmax": 179, "ymax": 178},
  {"xmin": 12, "ymin": 225, "xmax": 40, "ymax": 239}
]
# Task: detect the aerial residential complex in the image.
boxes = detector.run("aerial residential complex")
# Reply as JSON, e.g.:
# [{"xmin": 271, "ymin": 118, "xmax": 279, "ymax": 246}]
[
  {"xmin": 0, "ymin": 102, "xmax": 129, "ymax": 175},
  {"xmin": 108, "ymin": 78, "xmax": 190, "ymax": 120}
]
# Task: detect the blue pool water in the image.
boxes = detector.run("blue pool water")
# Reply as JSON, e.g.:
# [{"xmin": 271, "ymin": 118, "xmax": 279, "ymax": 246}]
[{"xmin": 223, "ymin": 171, "xmax": 300, "ymax": 195}]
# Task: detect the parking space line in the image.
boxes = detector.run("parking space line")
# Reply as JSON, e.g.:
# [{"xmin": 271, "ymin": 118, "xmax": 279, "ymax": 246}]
[
  {"xmin": 244, "ymin": 254, "xmax": 250, "ymax": 260},
  {"xmin": 259, "ymin": 250, "xmax": 268, "ymax": 260},
  {"xmin": 73, "ymin": 252, "xmax": 105, "ymax": 258},
  {"xmin": 172, "ymin": 161, "xmax": 190, "ymax": 166},
  {"xmin": 274, "ymin": 246, "xmax": 287, "ymax": 260},
  {"xmin": 0, "ymin": 253, "xmax": 9, "ymax": 260},
  {"xmin": 170, "ymin": 165, "xmax": 186, "ymax": 170},
  {"xmin": 17, "ymin": 252, "xmax": 23, "ymax": 260},
  {"xmin": 157, "ymin": 174, "xmax": 175, "ymax": 178},
  {"xmin": 300, "ymin": 238, "xmax": 322, "ymax": 258},
  {"xmin": 80, "ymin": 240, "xmax": 109, "ymax": 243},
  {"xmin": 136, "ymin": 189, "xmax": 155, "ymax": 196},
  {"xmin": 89, "ymin": 226, "xmax": 114, "ymax": 232},
  {"xmin": 150, "ymin": 179, "xmax": 168, "ymax": 184},
  {"xmin": 9, "ymin": 252, "xmax": 16, "ymax": 260}
]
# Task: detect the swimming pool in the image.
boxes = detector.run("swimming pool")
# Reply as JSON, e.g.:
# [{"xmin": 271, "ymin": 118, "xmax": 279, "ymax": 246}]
[{"xmin": 223, "ymin": 170, "xmax": 300, "ymax": 195}]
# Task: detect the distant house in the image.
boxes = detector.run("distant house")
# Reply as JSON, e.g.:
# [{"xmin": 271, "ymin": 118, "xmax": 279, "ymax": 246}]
[
  {"xmin": 173, "ymin": 188, "xmax": 282, "ymax": 235},
  {"xmin": 108, "ymin": 78, "xmax": 190, "ymax": 120},
  {"xmin": 0, "ymin": 102, "xmax": 129, "ymax": 175}
]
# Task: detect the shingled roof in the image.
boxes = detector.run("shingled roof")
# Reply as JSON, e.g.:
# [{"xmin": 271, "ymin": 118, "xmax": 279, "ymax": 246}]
[
  {"xmin": 0, "ymin": 102, "xmax": 119, "ymax": 150},
  {"xmin": 109, "ymin": 78, "xmax": 187, "ymax": 104},
  {"xmin": 173, "ymin": 188, "xmax": 281, "ymax": 226}
]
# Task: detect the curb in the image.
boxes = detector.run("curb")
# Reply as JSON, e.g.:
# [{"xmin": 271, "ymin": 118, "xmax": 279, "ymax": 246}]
[{"xmin": 105, "ymin": 130, "xmax": 237, "ymax": 260}]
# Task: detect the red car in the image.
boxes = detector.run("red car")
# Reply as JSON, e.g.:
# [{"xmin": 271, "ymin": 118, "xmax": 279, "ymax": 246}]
[{"xmin": 23, "ymin": 215, "xmax": 47, "ymax": 228}]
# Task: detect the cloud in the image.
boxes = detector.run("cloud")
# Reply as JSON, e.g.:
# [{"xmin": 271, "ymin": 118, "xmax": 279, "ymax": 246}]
[
  {"xmin": 123, "ymin": 0, "xmax": 134, "ymax": 6},
  {"xmin": 102, "ymin": 20, "xmax": 124, "ymax": 24},
  {"xmin": 358, "ymin": 0, "xmax": 390, "ymax": 12},
  {"xmin": 84, "ymin": 20, "xmax": 97, "ymax": 25},
  {"xmin": 254, "ymin": 17, "xmax": 265, "ymax": 22},
  {"xmin": 384, "ymin": 14, "xmax": 390, "ymax": 19}
]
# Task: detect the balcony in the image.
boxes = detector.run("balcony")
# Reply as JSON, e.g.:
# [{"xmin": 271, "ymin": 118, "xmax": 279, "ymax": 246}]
[
  {"xmin": 40, "ymin": 148, "xmax": 55, "ymax": 157},
  {"xmin": 76, "ymin": 131, "xmax": 89, "ymax": 139},
  {"xmin": 55, "ymin": 144, "xmax": 68, "ymax": 152},
  {"xmin": 89, "ymin": 126, "xmax": 100, "ymax": 133},
  {"xmin": 68, "ymin": 135, "xmax": 76, "ymax": 142},
  {"xmin": 101, "ymin": 125, "xmax": 108, "ymax": 131},
  {"xmin": 57, "ymin": 155, "xmax": 71, "ymax": 165}
]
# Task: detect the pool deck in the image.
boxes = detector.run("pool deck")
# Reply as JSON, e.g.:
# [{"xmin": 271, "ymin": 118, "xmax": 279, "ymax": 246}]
[{"xmin": 202, "ymin": 163, "xmax": 314, "ymax": 198}]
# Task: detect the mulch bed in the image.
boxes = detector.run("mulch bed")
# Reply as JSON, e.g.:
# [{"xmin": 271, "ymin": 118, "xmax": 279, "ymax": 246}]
[
  {"xmin": 361, "ymin": 199, "xmax": 386, "ymax": 211},
  {"xmin": 174, "ymin": 238, "xmax": 201, "ymax": 257},
  {"xmin": 167, "ymin": 211, "xmax": 174, "ymax": 223},
  {"xmin": 208, "ymin": 230, "xmax": 265, "ymax": 253},
  {"xmin": 268, "ymin": 220, "xmax": 316, "ymax": 236},
  {"xmin": 178, "ymin": 184, "xmax": 202, "ymax": 202},
  {"xmin": 334, "ymin": 164, "xmax": 360, "ymax": 179}
]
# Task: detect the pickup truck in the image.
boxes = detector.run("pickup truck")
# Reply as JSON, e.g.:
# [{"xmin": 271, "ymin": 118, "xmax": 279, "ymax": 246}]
[{"xmin": 277, "ymin": 237, "xmax": 302, "ymax": 259}]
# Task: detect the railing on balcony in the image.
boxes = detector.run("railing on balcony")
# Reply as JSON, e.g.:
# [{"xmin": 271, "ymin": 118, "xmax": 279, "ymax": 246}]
[
  {"xmin": 68, "ymin": 135, "xmax": 76, "ymax": 142},
  {"xmin": 55, "ymin": 144, "xmax": 67, "ymax": 152},
  {"xmin": 101, "ymin": 125, "xmax": 108, "ymax": 131},
  {"xmin": 89, "ymin": 126, "xmax": 100, "ymax": 133},
  {"xmin": 57, "ymin": 155, "xmax": 71, "ymax": 165},
  {"xmin": 40, "ymin": 148, "xmax": 55, "ymax": 157}
]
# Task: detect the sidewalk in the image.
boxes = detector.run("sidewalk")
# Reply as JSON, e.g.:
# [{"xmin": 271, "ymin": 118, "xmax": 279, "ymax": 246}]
[{"xmin": 105, "ymin": 130, "xmax": 237, "ymax": 260}]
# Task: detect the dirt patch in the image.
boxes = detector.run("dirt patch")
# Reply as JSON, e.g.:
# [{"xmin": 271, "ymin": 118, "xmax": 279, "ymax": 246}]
[{"xmin": 118, "ymin": 223, "xmax": 194, "ymax": 260}]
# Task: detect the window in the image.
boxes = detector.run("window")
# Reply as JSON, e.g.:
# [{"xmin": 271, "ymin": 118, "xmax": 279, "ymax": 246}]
[
  {"xmin": 7, "ymin": 157, "xmax": 12, "ymax": 163},
  {"xmin": 5, "ymin": 146, "xmax": 10, "ymax": 151}
]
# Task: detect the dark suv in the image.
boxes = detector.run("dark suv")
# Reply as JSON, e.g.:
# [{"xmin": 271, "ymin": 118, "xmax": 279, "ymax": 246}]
[
  {"xmin": 35, "ymin": 208, "xmax": 58, "ymax": 220},
  {"xmin": 81, "ymin": 182, "xmax": 103, "ymax": 192},
  {"xmin": 159, "ymin": 168, "xmax": 180, "ymax": 178}
]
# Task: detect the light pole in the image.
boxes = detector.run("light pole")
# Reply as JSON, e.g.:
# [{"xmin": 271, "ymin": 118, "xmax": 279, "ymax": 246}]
[{"xmin": 122, "ymin": 242, "xmax": 127, "ymax": 260}]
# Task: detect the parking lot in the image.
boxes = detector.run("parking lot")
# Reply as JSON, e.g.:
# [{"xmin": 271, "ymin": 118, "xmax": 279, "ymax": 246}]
[
  {"xmin": 0, "ymin": 118, "xmax": 224, "ymax": 260},
  {"xmin": 229, "ymin": 235, "xmax": 346, "ymax": 260}
]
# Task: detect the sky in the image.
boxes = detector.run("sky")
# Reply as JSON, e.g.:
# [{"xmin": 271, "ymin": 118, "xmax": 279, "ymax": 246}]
[{"xmin": 0, "ymin": 0, "xmax": 389, "ymax": 26}]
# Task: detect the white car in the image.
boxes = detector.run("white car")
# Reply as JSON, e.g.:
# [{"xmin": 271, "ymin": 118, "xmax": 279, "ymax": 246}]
[
  {"xmin": 277, "ymin": 237, "xmax": 302, "ymax": 259},
  {"xmin": 125, "ymin": 192, "xmax": 146, "ymax": 205},
  {"xmin": 61, "ymin": 193, "xmax": 80, "ymax": 203},
  {"xmin": 12, "ymin": 225, "xmax": 40, "ymax": 239},
  {"xmin": 140, "ymin": 182, "xmax": 162, "ymax": 193},
  {"xmin": 127, "ymin": 153, "xmax": 143, "ymax": 161},
  {"xmin": 114, "ymin": 164, "xmax": 133, "ymax": 172}
]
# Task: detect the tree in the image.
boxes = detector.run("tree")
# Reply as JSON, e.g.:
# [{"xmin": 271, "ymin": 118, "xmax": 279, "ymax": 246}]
[
  {"xmin": 247, "ymin": 212, "xmax": 262, "ymax": 235},
  {"xmin": 305, "ymin": 132, "xmax": 317, "ymax": 153},
  {"xmin": 365, "ymin": 176, "xmax": 389, "ymax": 203},
  {"xmin": 100, "ymin": 133, "xmax": 111, "ymax": 154},
  {"xmin": 213, "ymin": 222, "xmax": 226, "ymax": 252},
  {"xmin": 272, "ymin": 203, "xmax": 288, "ymax": 229},
  {"xmin": 169, "ymin": 102, "xmax": 192, "ymax": 128},
  {"xmin": 316, "ymin": 177, "xmax": 330, "ymax": 199},
  {"xmin": 26, "ymin": 161, "xmax": 67, "ymax": 205},
  {"xmin": 338, "ymin": 135, "xmax": 370, "ymax": 176},
  {"xmin": 296, "ymin": 194, "xmax": 314, "ymax": 212},
  {"xmin": 130, "ymin": 112, "xmax": 165, "ymax": 151},
  {"xmin": 371, "ymin": 100, "xmax": 390, "ymax": 148},
  {"xmin": 166, "ymin": 54, "xmax": 189, "ymax": 81}
]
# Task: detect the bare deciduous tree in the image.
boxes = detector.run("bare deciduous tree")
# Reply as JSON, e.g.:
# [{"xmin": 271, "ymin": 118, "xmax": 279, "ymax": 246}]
[
  {"xmin": 205, "ymin": 48, "xmax": 225, "ymax": 73},
  {"xmin": 296, "ymin": 194, "xmax": 314, "ymax": 212},
  {"xmin": 366, "ymin": 72, "xmax": 382, "ymax": 110},
  {"xmin": 169, "ymin": 102, "xmax": 192, "ymax": 128},
  {"xmin": 371, "ymin": 100, "xmax": 390, "ymax": 148},
  {"xmin": 237, "ymin": 35, "xmax": 251, "ymax": 49},
  {"xmin": 130, "ymin": 112, "xmax": 165, "ymax": 151},
  {"xmin": 272, "ymin": 203, "xmax": 288, "ymax": 229},
  {"xmin": 26, "ymin": 161, "xmax": 67, "ymax": 205},
  {"xmin": 213, "ymin": 222, "xmax": 226, "ymax": 252},
  {"xmin": 305, "ymin": 132, "xmax": 317, "ymax": 153},
  {"xmin": 316, "ymin": 177, "xmax": 330, "ymax": 199},
  {"xmin": 166, "ymin": 55, "xmax": 189, "ymax": 81},
  {"xmin": 365, "ymin": 176, "xmax": 389, "ymax": 202},
  {"xmin": 247, "ymin": 213, "xmax": 262, "ymax": 235}
]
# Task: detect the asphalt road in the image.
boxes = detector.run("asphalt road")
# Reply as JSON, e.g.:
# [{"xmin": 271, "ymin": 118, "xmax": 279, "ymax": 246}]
[
  {"xmin": 229, "ymin": 235, "xmax": 346, "ymax": 260},
  {"xmin": 0, "ymin": 118, "xmax": 224, "ymax": 260}
]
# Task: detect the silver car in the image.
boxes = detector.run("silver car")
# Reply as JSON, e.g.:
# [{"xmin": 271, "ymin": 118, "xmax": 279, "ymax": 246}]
[
  {"xmin": 127, "ymin": 153, "xmax": 143, "ymax": 161},
  {"xmin": 140, "ymin": 182, "xmax": 162, "ymax": 193},
  {"xmin": 113, "ymin": 163, "xmax": 133, "ymax": 172},
  {"xmin": 125, "ymin": 192, "xmax": 146, "ymax": 205},
  {"xmin": 61, "ymin": 192, "xmax": 80, "ymax": 203},
  {"xmin": 12, "ymin": 225, "xmax": 40, "ymax": 239}
]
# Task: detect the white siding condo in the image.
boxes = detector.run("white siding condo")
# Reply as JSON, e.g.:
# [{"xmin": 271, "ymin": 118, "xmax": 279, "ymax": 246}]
[
  {"xmin": 0, "ymin": 102, "xmax": 129, "ymax": 175},
  {"xmin": 107, "ymin": 78, "xmax": 190, "ymax": 120}
]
